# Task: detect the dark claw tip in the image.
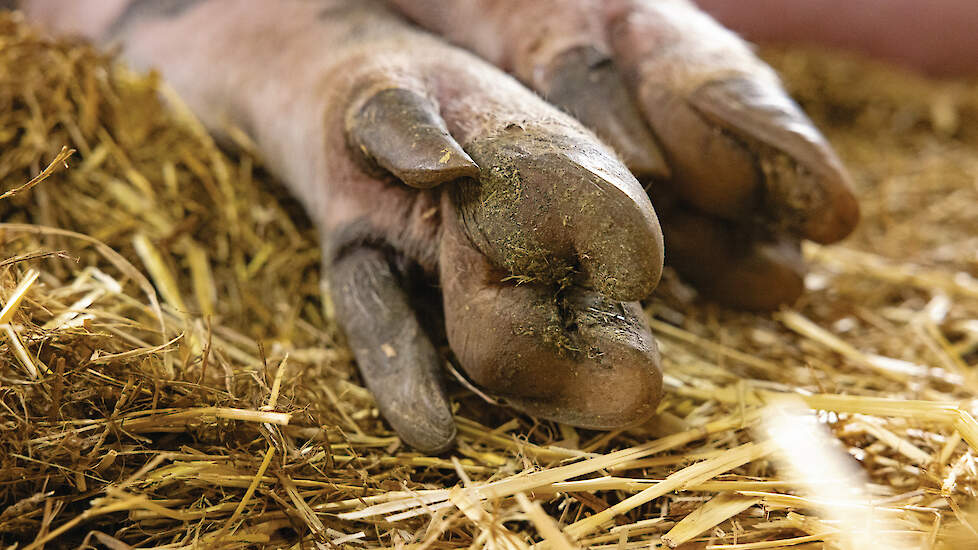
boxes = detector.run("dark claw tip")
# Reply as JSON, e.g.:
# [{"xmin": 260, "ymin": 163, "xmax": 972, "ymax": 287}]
[
  {"xmin": 348, "ymin": 88, "xmax": 479, "ymax": 189},
  {"xmin": 330, "ymin": 245, "xmax": 456, "ymax": 453}
]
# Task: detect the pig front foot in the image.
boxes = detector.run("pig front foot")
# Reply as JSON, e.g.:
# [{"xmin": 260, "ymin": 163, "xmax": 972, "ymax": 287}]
[
  {"xmin": 391, "ymin": 0, "xmax": 861, "ymax": 310},
  {"xmin": 330, "ymin": 76, "xmax": 665, "ymax": 452}
]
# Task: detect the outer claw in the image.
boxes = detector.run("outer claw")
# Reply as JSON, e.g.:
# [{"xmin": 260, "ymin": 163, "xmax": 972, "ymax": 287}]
[
  {"xmin": 440, "ymin": 196, "xmax": 663, "ymax": 428},
  {"xmin": 499, "ymin": 293, "xmax": 663, "ymax": 428},
  {"xmin": 330, "ymin": 244, "xmax": 456, "ymax": 453},
  {"xmin": 347, "ymin": 88, "xmax": 479, "ymax": 189},
  {"xmin": 453, "ymin": 126, "xmax": 663, "ymax": 302},
  {"xmin": 690, "ymin": 78, "xmax": 860, "ymax": 243},
  {"xmin": 543, "ymin": 46, "xmax": 670, "ymax": 180}
]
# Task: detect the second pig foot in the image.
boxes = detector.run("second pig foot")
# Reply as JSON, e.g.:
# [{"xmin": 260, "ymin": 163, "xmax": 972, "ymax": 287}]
[{"xmin": 390, "ymin": 0, "xmax": 861, "ymax": 309}]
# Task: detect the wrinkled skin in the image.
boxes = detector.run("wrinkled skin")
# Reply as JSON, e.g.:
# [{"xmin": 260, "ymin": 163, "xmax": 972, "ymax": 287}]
[{"xmin": 18, "ymin": 0, "xmax": 858, "ymax": 452}]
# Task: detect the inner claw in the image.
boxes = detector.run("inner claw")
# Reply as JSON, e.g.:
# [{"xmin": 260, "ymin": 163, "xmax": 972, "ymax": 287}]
[{"xmin": 453, "ymin": 125, "xmax": 663, "ymax": 302}]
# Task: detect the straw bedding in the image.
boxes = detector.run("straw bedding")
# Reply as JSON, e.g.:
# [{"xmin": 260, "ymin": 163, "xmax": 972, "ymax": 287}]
[{"xmin": 1, "ymin": 12, "xmax": 976, "ymax": 549}]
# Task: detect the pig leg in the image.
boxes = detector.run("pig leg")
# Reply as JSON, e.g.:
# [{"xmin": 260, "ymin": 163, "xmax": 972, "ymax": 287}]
[
  {"xmin": 389, "ymin": 0, "xmax": 860, "ymax": 310},
  {"xmin": 20, "ymin": 0, "xmax": 664, "ymax": 451}
]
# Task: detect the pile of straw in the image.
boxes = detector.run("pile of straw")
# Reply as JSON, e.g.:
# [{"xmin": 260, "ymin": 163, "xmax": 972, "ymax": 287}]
[{"xmin": 1, "ymin": 13, "xmax": 976, "ymax": 549}]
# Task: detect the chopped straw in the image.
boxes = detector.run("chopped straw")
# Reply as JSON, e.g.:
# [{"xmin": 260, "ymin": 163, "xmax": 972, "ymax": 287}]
[{"xmin": 1, "ymin": 12, "xmax": 977, "ymax": 550}]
